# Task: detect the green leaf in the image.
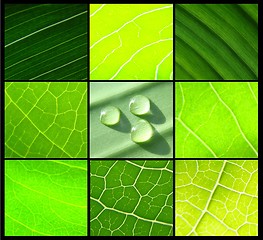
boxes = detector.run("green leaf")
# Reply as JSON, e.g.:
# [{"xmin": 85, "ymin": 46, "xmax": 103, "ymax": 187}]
[
  {"xmin": 90, "ymin": 4, "xmax": 173, "ymax": 80},
  {"xmin": 5, "ymin": 4, "xmax": 88, "ymax": 80},
  {"xmin": 5, "ymin": 82, "xmax": 87, "ymax": 158},
  {"xmin": 175, "ymin": 160, "xmax": 258, "ymax": 236},
  {"xmin": 176, "ymin": 4, "xmax": 258, "ymax": 80},
  {"xmin": 90, "ymin": 82, "xmax": 173, "ymax": 158},
  {"xmin": 176, "ymin": 82, "xmax": 258, "ymax": 158},
  {"xmin": 5, "ymin": 160, "xmax": 87, "ymax": 236},
  {"xmin": 91, "ymin": 160, "xmax": 173, "ymax": 236}
]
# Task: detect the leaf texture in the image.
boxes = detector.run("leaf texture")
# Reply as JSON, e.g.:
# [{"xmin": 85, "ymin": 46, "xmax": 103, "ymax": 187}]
[
  {"xmin": 175, "ymin": 160, "xmax": 258, "ymax": 236},
  {"xmin": 90, "ymin": 4, "xmax": 173, "ymax": 80},
  {"xmin": 176, "ymin": 82, "xmax": 258, "ymax": 158},
  {"xmin": 175, "ymin": 4, "xmax": 258, "ymax": 80},
  {"xmin": 5, "ymin": 82, "xmax": 87, "ymax": 158},
  {"xmin": 5, "ymin": 160, "xmax": 88, "ymax": 236},
  {"xmin": 5, "ymin": 4, "xmax": 88, "ymax": 80},
  {"xmin": 91, "ymin": 160, "xmax": 173, "ymax": 236}
]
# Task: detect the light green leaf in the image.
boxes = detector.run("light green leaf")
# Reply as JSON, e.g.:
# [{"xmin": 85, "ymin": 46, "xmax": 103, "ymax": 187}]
[
  {"xmin": 5, "ymin": 82, "xmax": 87, "ymax": 158},
  {"xmin": 5, "ymin": 4, "xmax": 87, "ymax": 80},
  {"xmin": 5, "ymin": 160, "xmax": 87, "ymax": 236},
  {"xmin": 91, "ymin": 160, "xmax": 173, "ymax": 236},
  {"xmin": 175, "ymin": 160, "xmax": 258, "ymax": 236},
  {"xmin": 176, "ymin": 82, "xmax": 258, "ymax": 158},
  {"xmin": 176, "ymin": 4, "xmax": 258, "ymax": 80},
  {"xmin": 90, "ymin": 4, "xmax": 173, "ymax": 80},
  {"xmin": 90, "ymin": 82, "xmax": 173, "ymax": 158}
]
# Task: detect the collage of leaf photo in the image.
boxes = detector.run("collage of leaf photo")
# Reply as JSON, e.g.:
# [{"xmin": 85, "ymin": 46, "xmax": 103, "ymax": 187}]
[{"xmin": 0, "ymin": 1, "xmax": 259, "ymax": 237}]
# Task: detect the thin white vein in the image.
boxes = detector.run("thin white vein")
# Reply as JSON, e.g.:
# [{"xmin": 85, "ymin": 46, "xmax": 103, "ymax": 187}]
[
  {"xmin": 6, "ymin": 33, "xmax": 87, "ymax": 70},
  {"xmin": 5, "ymin": 90, "xmax": 73, "ymax": 157},
  {"xmin": 9, "ymin": 43, "xmax": 87, "ymax": 79},
  {"xmin": 247, "ymin": 82, "xmax": 258, "ymax": 103},
  {"xmin": 188, "ymin": 160, "xmax": 227, "ymax": 236},
  {"xmin": 29, "ymin": 55, "xmax": 87, "ymax": 80},
  {"xmin": 50, "ymin": 160, "xmax": 87, "ymax": 171},
  {"xmin": 176, "ymin": 117, "xmax": 218, "ymax": 158},
  {"xmin": 91, "ymin": 34, "xmax": 123, "ymax": 74},
  {"xmin": 218, "ymin": 183, "xmax": 257, "ymax": 199},
  {"xmin": 127, "ymin": 160, "xmax": 173, "ymax": 173},
  {"xmin": 209, "ymin": 83, "xmax": 258, "ymax": 156},
  {"xmin": 58, "ymin": 67, "xmax": 87, "ymax": 80},
  {"xmin": 90, "ymin": 5, "xmax": 172, "ymax": 49},
  {"xmin": 5, "ymin": 213, "xmax": 51, "ymax": 236},
  {"xmin": 110, "ymin": 38, "xmax": 172, "ymax": 80},
  {"xmin": 90, "ymin": 4, "xmax": 106, "ymax": 17},
  {"xmin": 5, "ymin": 5, "xmax": 42, "ymax": 19},
  {"xmin": 91, "ymin": 197, "xmax": 172, "ymax": 227},
  {"xmin": 6, "ymin": 174, "xmax": 86, "ymax": 208},
  {"xmin": 178, "ymin": 82, "xmax": 185, "ymax": 119},
  {"xmin": 155, "ymin": 50, "xmax": 173, "ymax": 80},
  {"xmin": 206, "ymin": 211, "xmax": 237, "ymax": 234},
  {"xmin": 5, "ymin": 5, "xmax": 72, "ymax": 32},
  {"xmin": 5, "ymin": 11, "xmax": 87, "ymax": 48}
]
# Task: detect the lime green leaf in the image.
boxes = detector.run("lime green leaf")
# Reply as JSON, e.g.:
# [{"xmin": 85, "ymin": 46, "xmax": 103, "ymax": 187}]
[
  {"xmin": 176, "ymin": 4, "xmax": 258, "ymax": 80},
  {"xmin": 90, "ymin": 4, "xmax": 173, "ymax": 80},
  {"xmin": 5, "ymin": 160, "xmax": 87, "ymax": 236},
  {"xmin": 5, "ymin": 82, "xmax": 87, "ymax": 158},
  {"xmin": 176, "ymin": 82, "xmax": 258, "ymax": 158},
  {"xmin": 176, "ymin": 160, "xmax": 258, "ymax": 236},
  {"xmin": 90, "ymin": 82, "xmax": 173, "ymax": 158},
  {"xmin": 91, "ymin": 160, "xmax": 173, "ymax": 236},
  {"xmin": 5, "ymin": 4, "xmax": 87, "ymax": 80}
]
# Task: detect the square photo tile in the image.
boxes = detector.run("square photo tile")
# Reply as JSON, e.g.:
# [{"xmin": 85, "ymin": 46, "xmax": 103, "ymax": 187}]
[
  {"xmin": 90, "ymin": 4, "xmax": 173, "ymax": 80},
  {"xmin": 5, "ymin": 4, "xmax": 88, "ymax": 80},
  {"xmin": 5, "ymin": 82, "xmax": 87, "ymax": 158},
  {"xmin": 90, "ymin": 160, "xmax": 173, "ymax": 236},
  {"xmin": 175, "ymin": 82, "xmax": 258, "ymax": 158},
  {"xmin": 90, "ymin": 82, "xmax": 173, "ymax": 158},
  {"xmin": 5, "ymin": 160, "xmax": 88, "ymax": 236},
  {"xmin": 175, "ymin": 4, "xmax": 258, "ymax": 80},
  {"xmin": 175, "ymin": 160, "xmax": 258, "ymax": 236}
]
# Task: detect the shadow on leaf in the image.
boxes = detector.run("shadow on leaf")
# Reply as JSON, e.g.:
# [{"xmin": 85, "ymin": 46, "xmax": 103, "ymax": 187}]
[
  {"xmin": 108, "ymin": 110, "xmax": 131, "ymax": 133},
  {"xmin": 137, "ymin": 126, "xmax": 170, "ymax": 155},
  {"xmin": 139, "ymin": 100, "xmax": 166, "ymax": 124}
]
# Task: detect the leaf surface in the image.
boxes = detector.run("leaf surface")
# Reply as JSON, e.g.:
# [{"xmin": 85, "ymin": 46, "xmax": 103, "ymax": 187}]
[
  {"xmin": 90, "ymin": 4, "xmax": 173, "ymax": 80},
  {"xmin": 91, "ymin": 160, "xmax": 173, "ymax": 236},
  {"xmin": 5, "ymin": 4, "xmax": 88, "ymax": 80},
  {"xmin": 90, "ymin": 82, "xmax": 173, "ymax": 158},
  {"xmin": 175, "ymin": 160, "xmax": 258, "ymax": 236},
  {"xmin": 175, "ymin": 4, "xmax": 258, "ymax": 80},
  {"xmin": 5, "ymin": 160, "xmax": 88, "ymax": 236},
  {"xmin": 5, "ymin": 82, "xmax": 87, "ymax": 158},
  {"xmin": 176, "ymin": 82, "xmax": 258, "ymax": 158}
]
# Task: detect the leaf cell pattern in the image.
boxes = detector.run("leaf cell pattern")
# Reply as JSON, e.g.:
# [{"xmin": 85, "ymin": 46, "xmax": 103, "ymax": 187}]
[
  {"xmin": 5, "ymin": 4, "xmax": 88, "ymax": 80},
  {"xmin": 175, "ymin": 160, "xmax": 258, "ymax": 236},
  {"xmin": 5, "ymin": 160, "xmax": 88, "ymax": 236},
  {"xmin": 176, "ymin": 82, "xmax": 258, "ymax": 158},
  {"xmin": 90, "ymin": 160, "xmax": 173, "ymax": 236},
  {"xmin": 90, "ymin": 4, "xmax": 173, "ymax": 80},
  {"xmin": 5, "ymin": 82, "xmax": 87, "ymax": 158}
]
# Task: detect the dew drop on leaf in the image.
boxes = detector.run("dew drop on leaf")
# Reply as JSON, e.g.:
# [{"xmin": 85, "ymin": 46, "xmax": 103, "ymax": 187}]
[
  {"xmin": 131, "ymin": 119, "xmax": 153, "ymax": 143},
  {"xmin": 100, "ymin": 106, "xmax": 120, "ymax": 126},
  {"xmin": 129, "ymin": 95, "xmax": 150, "ymax": 115}
]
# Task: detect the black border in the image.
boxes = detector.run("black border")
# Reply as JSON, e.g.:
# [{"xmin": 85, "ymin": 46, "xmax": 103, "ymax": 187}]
[{"xmin": 1, "ymin": 0, "xmax": 260, "ymax": 238}]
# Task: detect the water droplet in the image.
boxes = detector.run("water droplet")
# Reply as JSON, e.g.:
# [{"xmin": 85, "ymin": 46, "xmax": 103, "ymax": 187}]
[
  {"xmin": 100, "ymin": 106, "xmax": 120, "ymax": 126},
  {"xmin": 129, "ymin": 95, "xmax": 150, "ymax": 115},
  {"xmin": 131, "ymin": 119, "xmax": 153, "ymax": 143}
]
